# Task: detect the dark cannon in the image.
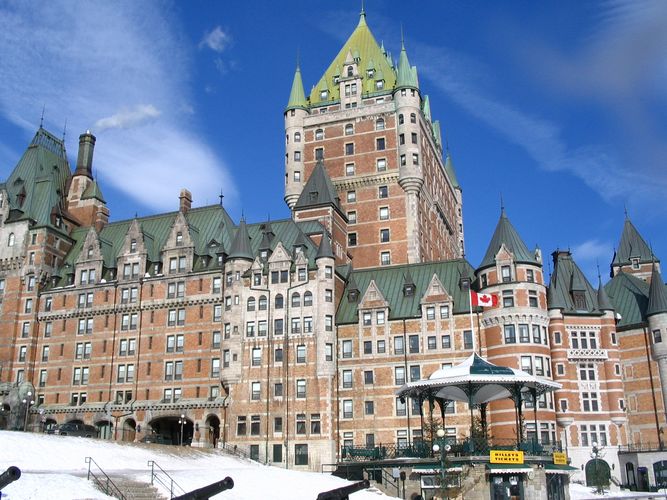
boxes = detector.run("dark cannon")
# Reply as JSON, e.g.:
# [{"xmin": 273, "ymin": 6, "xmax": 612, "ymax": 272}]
[
  {"xmin": 316, "ymin": 479, "xmax": 370, "ymax": 500},
  {"xmin": 0, "ymin": 466, "xmax": 21, "ymax": 491},
  {"xmin": 172, "ymin": 476, "xmax": 234, "ymax": 499}
]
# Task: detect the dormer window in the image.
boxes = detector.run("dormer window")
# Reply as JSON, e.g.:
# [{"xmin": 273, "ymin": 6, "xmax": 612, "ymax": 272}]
[
  {"xmin": 333, "ymin": 75, "xmax": 340, "ymax": 84},
  {"xmin": 631, "ymin": 258, "xmax": 640, "ymax": 270},
  {"xmin": 87, "ymin": 246, "xmax": 94, "ymax": 259},
  {"xmin": 347, "ymin": 66, "xmax": 353, "ymax": 77},
  {"xmin": 320, "ymin": 90, "xmax": 328, "ymax": 100},
  {"xmin": 573, "ymin": 291, "xmax": 587, "ymax": 311},
  {"xmin": 176, "ymin": 232, "xmax": 183, "ymax": 246},
  {"xmin": 501, "ymin": 266, "xmax": 511, "ymax": 283},
  {"xmin": 348, "ymin": 289, "xmax": 358, "ymax": 302},
  {"xmin": 403, "ymin": 284, "xmax": 414, "ymax": 297},
  {"xmin": 366, "ymin": 69, "xmax": 374, "ymax": 78},
  {"xmin": 130, "ymin": 239, "xmax": 137, "ymax": 253},
  {"xmin": 375, "ymin": 80, "xmax": 384, "ymax": 90}
]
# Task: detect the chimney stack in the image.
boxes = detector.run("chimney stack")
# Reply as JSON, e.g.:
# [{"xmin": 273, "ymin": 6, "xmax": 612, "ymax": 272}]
[
  {"xmin": 179, "ymin": 189, "xmax": 192, "ymax": 213},
  {"xmin": 75, "ymin": 130, "xmax": 96, "ymax": 178}
]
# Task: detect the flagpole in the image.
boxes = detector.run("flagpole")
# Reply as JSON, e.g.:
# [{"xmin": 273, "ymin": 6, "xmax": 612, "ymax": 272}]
[{"xmin": 468, "ymin": 287, "xmax": 476, "ymax": 354}]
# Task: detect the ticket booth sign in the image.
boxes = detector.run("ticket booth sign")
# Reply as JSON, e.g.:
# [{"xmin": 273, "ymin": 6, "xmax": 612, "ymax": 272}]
[
  {"xmin": 490, "ymin": 450, "xmax": 524, "ymax": 464},
  {"xmin": 553, "ymin": 452, "xmax": 568, "ymax": 465}
]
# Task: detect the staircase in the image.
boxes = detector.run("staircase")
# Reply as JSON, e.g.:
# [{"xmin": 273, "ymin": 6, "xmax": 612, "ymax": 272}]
[{"xmin": 104, "ymin": 476, "xmax": 167, "ymax": 500}]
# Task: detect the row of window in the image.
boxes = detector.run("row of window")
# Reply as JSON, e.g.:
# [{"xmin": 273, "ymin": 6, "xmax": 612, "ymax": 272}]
[
  {"xmin": 248, "ymin": 379, "xmax": 309, "ymax": 401},
  {"xmin": 348, "ymin": 228, "xmax": 391, "ymax": 246},
  {"xmin": 503, "ymin": 324, "xmax": 549, "ymax": 345},
  {"xmin": 347, "ymin": 206, "xmax": 390, "ymax": 225},
  {"xmin": 346, "ymin": 185, "xmax": 389, "ymax": 203},
  {"xmin": 341, "ymin": 332, "xmax": 473, "ymax": 358}
]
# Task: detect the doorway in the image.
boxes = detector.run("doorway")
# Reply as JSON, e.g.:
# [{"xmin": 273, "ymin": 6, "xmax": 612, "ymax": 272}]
[{"xmin": 490, "ymin": 474, "xmax": 523, "ymax": 500}]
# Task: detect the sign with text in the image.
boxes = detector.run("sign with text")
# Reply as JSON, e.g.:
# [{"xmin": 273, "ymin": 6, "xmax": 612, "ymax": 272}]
[
  {"xmin": 553, "ymin": 452, "xmax": 568, "ymax": 465},
  {"xmin": 490, "ymin": 450, "xmax": 524, "ymax": 464}
]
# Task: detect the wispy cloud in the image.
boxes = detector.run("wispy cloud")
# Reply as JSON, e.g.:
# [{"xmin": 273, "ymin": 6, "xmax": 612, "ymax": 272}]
[
  {"xmin": 94, "ymin": 104, "xmax": 161, "ymax": 132},
  {"xmin": 0, "ymin": 0, "xmax": 236, "ymax": 213},
  {"xmin": 572, "ymin": 239, "xmax": 613, "ymax": 262},
  {"xmin": 200, "ymin": 26, "xmax": 231, "ymax": 53}
]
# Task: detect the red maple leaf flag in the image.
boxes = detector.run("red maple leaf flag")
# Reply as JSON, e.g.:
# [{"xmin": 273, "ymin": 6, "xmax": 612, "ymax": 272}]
[{"xmin": 471, "ymin": 290, "xmax": 499, "ymax": 308}]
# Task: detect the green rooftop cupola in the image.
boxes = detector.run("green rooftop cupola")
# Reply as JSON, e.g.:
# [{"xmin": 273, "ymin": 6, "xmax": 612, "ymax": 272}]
[
  {"xmin": 228, "ymin": 218, "xmax": 253, "ymax": 261},
  {"xmin": 647, "ymin": 263, "xmax": 667, "ymax": 317},
  {"xmin": 286, "ymin": 64, "xmax": 308, "ymax": 111},
  {"xmin": 395, "ymin": 38, "xmax": 419, "ymax": 91}
]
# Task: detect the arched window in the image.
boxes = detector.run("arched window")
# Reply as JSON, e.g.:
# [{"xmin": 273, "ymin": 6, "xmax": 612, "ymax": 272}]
[
  {"xmin": 375, "ymin": 118, "xmax": 385, "ymax": 131},
  {"xmin": 345, "ymin": 124, "xmax": 354, "ymax": 136},
  {"xmin": 275, "ymin": 294, "xmax": 284, "ymax": 309},
  {"xmin": 315, "ymin": 129, "xmax": 324, "ymax": 140},
  {"xmin": 247, "ymin": 297, "xmax": 256, "ymax": 312},
  {"xmin": 304, "ymin": 291, "xmax": 313, "ymax": 307},
  {"xmin": 258, "ymin": 295, "xmax": 267, "ymax": 311},
  {"xmin": 7, "ymin": 233, "xmax": 14, "ymax": 247},
  {"xmin": 291, "ymin": 293, "xmax": 301, "ymax": 308},
  {"xmin": 347, "ymin": 66, "xmax": 353, "ymax": 77},
  {"xmin": 294, "ymin": 132, "xmax": 301, "ymax": 142}
]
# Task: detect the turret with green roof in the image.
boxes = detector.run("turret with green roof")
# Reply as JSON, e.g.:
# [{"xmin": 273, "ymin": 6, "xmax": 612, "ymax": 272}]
[
  {"xmin": 286, "ymin": 64, "xmax": 308, "ymax": 112},
  {"xmin": 478, "ymin": 208, "xmax": 539, "ymax": 271}
]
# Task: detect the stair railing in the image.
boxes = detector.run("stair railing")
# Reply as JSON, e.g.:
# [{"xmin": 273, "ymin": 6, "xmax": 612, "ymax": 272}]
[
  {"xmin": 147, "ymin": 460, "xmax": 186, "ymax": 499},
  {"xmin": 85, "ymin": 457, "xmax": 126, "ymax": 500}
]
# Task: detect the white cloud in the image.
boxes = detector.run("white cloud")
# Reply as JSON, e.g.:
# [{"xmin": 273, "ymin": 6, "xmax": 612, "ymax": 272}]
[
  {"xmin": 572, "ymin": 239, "xmax": 612, "ymax": 262},
  {"xmin": 94, "ymin": 104, "xmax": 161, "ymax": 132},
  {"xmin": 200, "ymin": 26, "xmax": 231, "ymax": 53},
  {"xmin": 0, "ymin": 0, "xmax": 236, "ymax": 213}
]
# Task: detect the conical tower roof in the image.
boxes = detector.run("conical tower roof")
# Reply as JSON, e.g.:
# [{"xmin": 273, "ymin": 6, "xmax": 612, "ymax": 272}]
[
  {"xmin": 647, "ymin": 264, "xmax": 667, "ymax": 317},
  {"xmin": 294, "ymin": 160, "xmax": 340, "ymax": 210},
  {"xmin": 395, "ymin": 40, "xmax": 419, "ymax": 90},
  {"xmin": 423, "ymin": 95, "xmax": 432, "ymax": 122},
  {"xmin": 228, "ymin": 218, "xmax": 253, "ymax": 261},
  {"xmin": 597, "ymin": 276, "xmax": 614, "ymax": 311},
  {"xmin": 315, "ymin": 232, "xmax": 334, "ymax": 261},
  {"xmin": 444, "ymin": 149, "xmax": 459, "ymax": 189},
  {"xmin": 479, "ymin": 209, "xmax": 538, "ymax": 270},
  {"xmin": 286, "ymin": 65, "xmax": 308, "ymax": 111},
  {"xmin": 613, "ymin": 217, "xmax": 655, "ymax": 266}
]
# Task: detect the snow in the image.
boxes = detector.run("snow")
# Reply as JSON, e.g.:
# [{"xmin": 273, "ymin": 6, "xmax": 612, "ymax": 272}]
[
  {"xmin": 568, "ymin": 482, "xmax": 667, "ymax": 499},
  {"xmin": 0, "ymin": 431, "xmax": 396, "ymax": 499}
]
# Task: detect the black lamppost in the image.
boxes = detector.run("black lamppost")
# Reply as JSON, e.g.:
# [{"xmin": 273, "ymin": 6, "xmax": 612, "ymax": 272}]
[
  {"xmin": 179, "ymin": 414, "xmax": 186, "ymax": 446},
  {"xmin": 432, "ymin": 428, "xmax": 452, "ymax": 499},
  {"xmin": 22, "ymin": 392, "xmax": 35, "ymax": 432},
  {"xmin": 591, "ymin": 442, "xmax": 603, "ymax": 494}
]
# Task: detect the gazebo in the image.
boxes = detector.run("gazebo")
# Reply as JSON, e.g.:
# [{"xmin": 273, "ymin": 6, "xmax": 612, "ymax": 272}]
[{"xmin": 397, "ymin": 353, "xmax": 561, "ymax": 453}]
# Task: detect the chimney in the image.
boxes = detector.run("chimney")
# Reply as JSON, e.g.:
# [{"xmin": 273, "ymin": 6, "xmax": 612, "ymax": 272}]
[
  {"xmin": 75, "ymin": 131, "xmax": 96, "ymax": 178},
  {"xmin": 94, "ymin": 206, "xmax": 109, "ymax": 233},
  {"xmin": 179, "ymin": 189, "xmax": 192, "ymax": 213}
]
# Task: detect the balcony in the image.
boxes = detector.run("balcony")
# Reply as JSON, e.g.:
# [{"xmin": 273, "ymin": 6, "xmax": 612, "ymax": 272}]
[{"xmin": 567, "ymin": 348, "xmax": 608, "ymax": 361}]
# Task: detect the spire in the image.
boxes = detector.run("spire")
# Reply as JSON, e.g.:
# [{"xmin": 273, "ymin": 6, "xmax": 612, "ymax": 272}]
[
  {"xmin": 259, "ymin": 221, "xmax": 275, "ymax": 252},
  {"xmin": 294, "ymin": 160, "xmax": 341, "ymax": 210},
  {"xmin": 613, "ymin": 216, "xmax": 655, "ymax": 266},
  {"xmin": 597, "ymin": 274, "xmax": 614, "ymax": 311},
  {"xmin": 443, "ymin": 148, "xmax": 459, "ymax": 189},
  {"xmin": 228, "ymin": 218, "xmax": 253, "ymax": 261},
  {"xmin": 423, "ymin": 95, "xmax": 432, "ymax": 122},
  {"xmin": 358, "ymin": 0, "xmax": 367, "ymax": 26},
  {"xmin": 315, "ymin": 232, "xmax": 334, "ymax": 261},
  {"xmin": 395, "ymin": 36, "xmax": 419, "ymax": 90},
  {"xmin": 479, "ymin": 208, "xmax": 538, "ymax": 270},
  {"xmin": 647, "ymin": 263, "xmax": 667, "ymax": 317},
  {"xmin": 286, "ymin": 64, "xmax": 308, "ymax": 111}
]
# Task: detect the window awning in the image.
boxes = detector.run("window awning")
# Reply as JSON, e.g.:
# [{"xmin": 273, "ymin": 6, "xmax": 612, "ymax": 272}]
[
  {"xmin": 545, "ymin": 464, "xmax": 578, "ymax": 474},
  {"xmin": 486, "ymin": 464, "xmax": 532, "ymax": 474}
]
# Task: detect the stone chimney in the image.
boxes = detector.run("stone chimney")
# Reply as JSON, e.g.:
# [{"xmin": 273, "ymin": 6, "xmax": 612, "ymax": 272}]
[
  {"xmin": 75, "ymin": 131, "xmax": 96, "ymax": 178},
  {"xmin": 179, "ymin": 189, "xmax": 192, "ymax": 213}
]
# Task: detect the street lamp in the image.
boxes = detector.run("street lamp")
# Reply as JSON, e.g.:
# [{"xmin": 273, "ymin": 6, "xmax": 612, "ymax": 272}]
[
  {"xmin": 22, "ymin": 391, "xmax": 35, "ymax": 432},
  {"xmin": 432, "ymin": 428, "xmax": 452, "ymax": 499},
  {"xmin": 591, "ymin": 441, "xmax": 603, "ymax": 494},
  {"xmin": 179, "ymin": 414, "xmax": 186, "ymax": 446}
]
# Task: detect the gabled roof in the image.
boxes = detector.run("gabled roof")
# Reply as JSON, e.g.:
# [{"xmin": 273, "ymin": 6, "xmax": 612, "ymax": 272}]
[
  {"xmin": 294, "ymin": 160, "xmax": 340, "ymax": 210},
  {"xmin": 613, "ymin": 217, "xmax": 655, "ymax": 266},
  {"xmin": 547, "ymin": 251, "xmax": 601, "ymax": 314},
  {"xmin": 647, "ymin": 264, "xmax": 667, "ymax": 317},
  {"xmin": 605, "ymin": 272, "xmax": 650, "ymax": 327},
  {"xmin": 286, "ymin": 65, "xmax": 307, "ymax": 111},
  {"xmin": 479, "ymin": 209, "xmax": 538, "ymax": 270},
  {"xmin": 309, "ymin": 11, "xmax": 396, "ymax": 105},
  {"xmin": 337, "ymin": 259, "xmax": 476, "ymax": 324}
]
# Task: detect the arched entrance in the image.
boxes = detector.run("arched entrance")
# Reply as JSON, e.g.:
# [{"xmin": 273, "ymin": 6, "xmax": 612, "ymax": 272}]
[
  {"xmin": 205, "ymin": 415, "xmax": 221, "ymax": 448},
  {"xmin": 585, "ymin": 459, "xmax": 610, "ymax": 490},
  {"xmin": 122, "ymin": 418, "xmax": 136, "ymax": 442},
  {"xmin": 148, "ymin": 416, "xmax": 194, "ymax": 446},
  {"xmin": 96, "ymin": 420, "xmax": 113, "ymax": 440}
]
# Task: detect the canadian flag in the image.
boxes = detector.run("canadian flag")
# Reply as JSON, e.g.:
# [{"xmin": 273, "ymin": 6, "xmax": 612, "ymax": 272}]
[{"xmin": 471, "ymin": 290, "xmax": 498, "ymax": 308}]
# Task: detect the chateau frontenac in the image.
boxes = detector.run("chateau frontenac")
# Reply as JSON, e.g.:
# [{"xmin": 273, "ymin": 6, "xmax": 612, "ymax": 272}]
[{"xmin": 1, "ymin": 10, "xmax": 666, "ymax": 497}]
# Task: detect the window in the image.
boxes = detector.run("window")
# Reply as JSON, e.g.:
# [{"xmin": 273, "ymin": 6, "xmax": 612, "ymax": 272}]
[
  {"xmin": 504, "ymin": 325, "xmax": 516, "ymax": 344},
  {"xmin": 502, "ymin": 290, "xmax": 514, "ymax": 307},
  {"xmin": 274, "ymin": 318, "xmax": 284, "ymax": 335},
  {"xmin": 18, "ymin": 345, "xmax": 27, "ymax": 362},
  {"xmin": 394, "ymin": 336, "xmax": 405, "ymax": 354},
  {"xmin": 376, "ymin": 311, "xmax": 385, "ymax": 325},
  {"xmin": 365, "ymin": 401, "xmax": 375, "ymax": 415},
  {"xmin": 378, "ymin": 185, "xmax": 388, "ymax": 198},
  {"xmin": 345, "ymin": 163, "xmax": 355, "ymax": 176},
  {"xmin": 342, "ymin": 400, "xmax": 353, "ymax": 419},
  {"xmin": 411, "ymin": 132, "xmax": 417, "ymax": 144},
  {"xmin": 582, "ymin": 392, "xmax": 600, "ymax": 412},
  {"xmin": 237, "ymin": 416, "xmax": 247, "ymax": 436},
  {"xmin": 579, "ymin": 363, "xmax": 596, "ymax": 381},
  {"xmin": 380, "ymin": 252, "xmax": 391, "ymax": 266},
  {"xmin": 251, "ymin": 382, "xmax": 261, "ymax": 400},
  {"xmin": 325, "ymin": 266, "xmax": 332, "ymax": 278},
  {"xmin": 501, "ymin": 266, "xmax": 511, "ymax": 283},
  {"xmin": 345, "ymin": 143, "xmax": 354, "ymax": 155},
  {"xmin": 347, "ymin": 190, "xmax": 356, "ymax": 203},
  {"xmin": 580, "ymin": 424, "xmax": 607, "ymax": 447},
  {"xmin": 247, "ymin": 321, "xmax": 256, "ymax": 336},
  {"xmin": 426, "ymin": 306, "xmax": 435, "ymax": 320},
  {"xmin": 463, "ymin": 331, "xmax": 473, "ymax": 349},
  {"xmin": 347, "ymin": 233, "xmax": 357, "ymax": 247},
  {"xmin": 315, "ymin": 129, "xmax": 324, "ymax": 140},
  {"xmin": 380, "ymin": 229, "xmax": 390, "ymax": 243},
  {"xmin": 409, "ymin": 335, "xmax": 419, "ymax": 353},
  {"xmin": 296, "ymin": 345, "xmax": 306, "ymax": 363},
  {"xmin": 526, "ymin": 269, "xmax": 534, "ymax": 282},
  {"xmin": 529, "ymin": 291, "xmax": 538, "ymax": 307},
  {"xmin": 247, "ymin": 297, "xmax": 256, "ymax": 312},
  {"xmin": 410, "ymin": 365, "xmax": 421, "ymax": 382},
  {"xmin": 399, "ymin": 133, "xmax": 405, "ymax": 145},
  {"xmin": 427, "ymin": 336, "xmax": 437, "ymax": 350},
  {"xmin": 274, "ymin": 293, "xmax": 284, "ymax": 309},
  {"xmin": 376, "ymin": 158, "xmax": 387, "ymax": 171},
  {"xmin": 376, "ymin": 138, "xmax": 385, "ymax": 151},
  {"xmin": 410, "ymin": 113, "xmax": 416, "ymax": 123},
  {"xmin": 310, "ymin": 414, "xmax": 321, "ymax": 434},
  {"xmin": 532, "ymin": 325, "xmax": 542, "ymax": 344},
  {"xmin": 412, "ymin": 153, "xmax": 419, "ymax": 165},
  {"xmin": 293, "ymin": 151, "xmax": 301, "ymax": 162},
  {"xmin": 396, "ymin": 398, "xmax": 407, "ymax": 416},
  {"xmin": 654, "ymin": 330, "xmax": 662, "ymax": 344},
  {"xmin": 573, "ymin": 291, "xmax": 587, "ymax": 310},
  {"xmin": 296, "ymin": 379, "xmax": 306, "ymax": 398},
  {"xmin": 296, "ymin": 413, "xmax": 306, "ymax": 434},
  {"xmin": 519, "ymin": 324, "xmax": 530, "ymax": 343},
  {"xmin": 345, "ymin": 124, "xmax": 354, "ymax": 136},
  {"xmin": 442, "ymin": 335, "xmax": 451, "ymax": 349},
  {"xmin": 295, "ymin": 444, "xmax": 308, "ymax": 466},
  {"xmin": 395, "ymin": 366, "xmax": 406, "ymax": 385},
  {"xmin": 44, "ymin": 322, "xmax": 52, "ymax": 338}
]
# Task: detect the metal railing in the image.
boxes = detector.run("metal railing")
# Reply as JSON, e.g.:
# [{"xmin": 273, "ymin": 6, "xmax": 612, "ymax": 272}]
[
  {"xmin": 85, "ymin": 457, "xmax": 126, "ymax": 500},
  {"xmin": 219, "ymin": 442, "xmax": 251, "ymax": 460},
  {"xmin": 148, "ymin": 460, "xmax": 186, "ymax": 499},
  {"xmin": 340, "ymin": 437, "xmax": 562, "ymax": 461},
  {"xmin": 618, "ymin": 443, "xmax": 665, "ymax": 453}
]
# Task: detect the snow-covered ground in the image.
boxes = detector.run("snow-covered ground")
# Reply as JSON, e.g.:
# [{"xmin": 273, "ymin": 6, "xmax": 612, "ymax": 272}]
[
  {"xmin": 0, "ymin": 431, "xmax": 396, "ymax": 499},
  {"xmin": 569, "ymin": 482, "xmax": 667, "ymax": 499}
]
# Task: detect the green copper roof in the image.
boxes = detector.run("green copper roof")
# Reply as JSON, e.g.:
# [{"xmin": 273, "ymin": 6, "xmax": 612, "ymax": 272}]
[
  {"xmin": 613, "ymin": 217, "xmax": 655, "ymax": 266},
  {"xmin": 336, "ymin": 259, "xmax": 476, "ymax": 324},
  {"xmin": 315, "ymin": 232, "xmax": 334, "ymax": 261},
  {"xmin": 547, "ymin": 251, "xmax": 601, "ymax": 314},
  {"xmin": 3, "ymin": 127, "xmax": 70, "ymax": 231},
  {"xmin": 81, "ymin": 179, "xmax": 106, "ymax": 203},
  {"xmin": 469, "ymin": 354, "xmax": 514, "ymax": 376},
  {"xmin": 605, "ymin": 272, "xmax": 649, "ymax": 327},
  {"xmin": 444, "ymin": 150, "xmax": 459, "ymax": 189},
  {"xmin": 286, "ymin": 65, "xmax": 307, "ymax": 111},
  {"xmin": 228, "ymin": 218, "xmax": 253, "ymax": 261},
  {"xmin": 647, "ymin": 264, "xmax": 667, "ymax": 317},
  {"xmin": 422, "ymin": 95, "xmax": 432, "ymax": 122},
  {"xmin": 597, "ymin": 276, "xmax": 614, "ymax": 311},
  {"xmin": 294, "ymin": 160, "xmax": 340, "ymax": 210},
  {"xmin": 479, "ymin": 209, "xmax": 538, "ymax": 270},
  {"xmin": 309, "ymin": 12, "xmax": 396, "ymax": 105},
  {"xmin": 395, "ymin": 42, "xmax": 419, "ymax": 90}
]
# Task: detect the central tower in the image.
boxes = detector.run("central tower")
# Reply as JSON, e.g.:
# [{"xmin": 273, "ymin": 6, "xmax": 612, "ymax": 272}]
[{"xmin": 284, "ymin": 10, "xmax": 464, "ymax": 269}]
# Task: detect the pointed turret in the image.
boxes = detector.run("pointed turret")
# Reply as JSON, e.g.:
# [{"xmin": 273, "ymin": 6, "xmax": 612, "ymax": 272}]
[
  {"xmin": 228, "ymin": 218, "xmax": 253, "ymax": 261},
  {"xmin": 479, "ymin": 208, "xmax": 538, "ymax": 270},
  {"xmin": 647, "ymin": 264, "xmax": 667, "ymax": 317},
  {"xmin": 315, "ymin": 232, "xmax": 334, "ymax": 261},
  {"xmin": 395, "ymin": 39, "xmax": 419, "ymax": 91},
  {"xmin": 294, "ymin": 160, "xmax": 340, "ymax": 210},
  {"xmin": 611, "ymin": 215, "xmax": 656, "ymax": 278},
  {"xmin": 444, "ymin": 149, "xmax": 459, "ymax": 189},
  {"xmin": 286, "ymin": 65, "xmax": 308, "ymax": 111},
  {"xmin": 597, "ymin": 275, "xmax": 614, "ymax": 312},
  {"xmin": 423, "ymin": 95, "xmax": 432, "ymax": 122}
]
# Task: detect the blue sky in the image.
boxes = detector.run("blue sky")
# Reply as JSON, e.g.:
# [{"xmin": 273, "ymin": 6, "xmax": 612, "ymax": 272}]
[{"xmin": 0, "ymin": 0, "xmax": 665, "ymax": 284}]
